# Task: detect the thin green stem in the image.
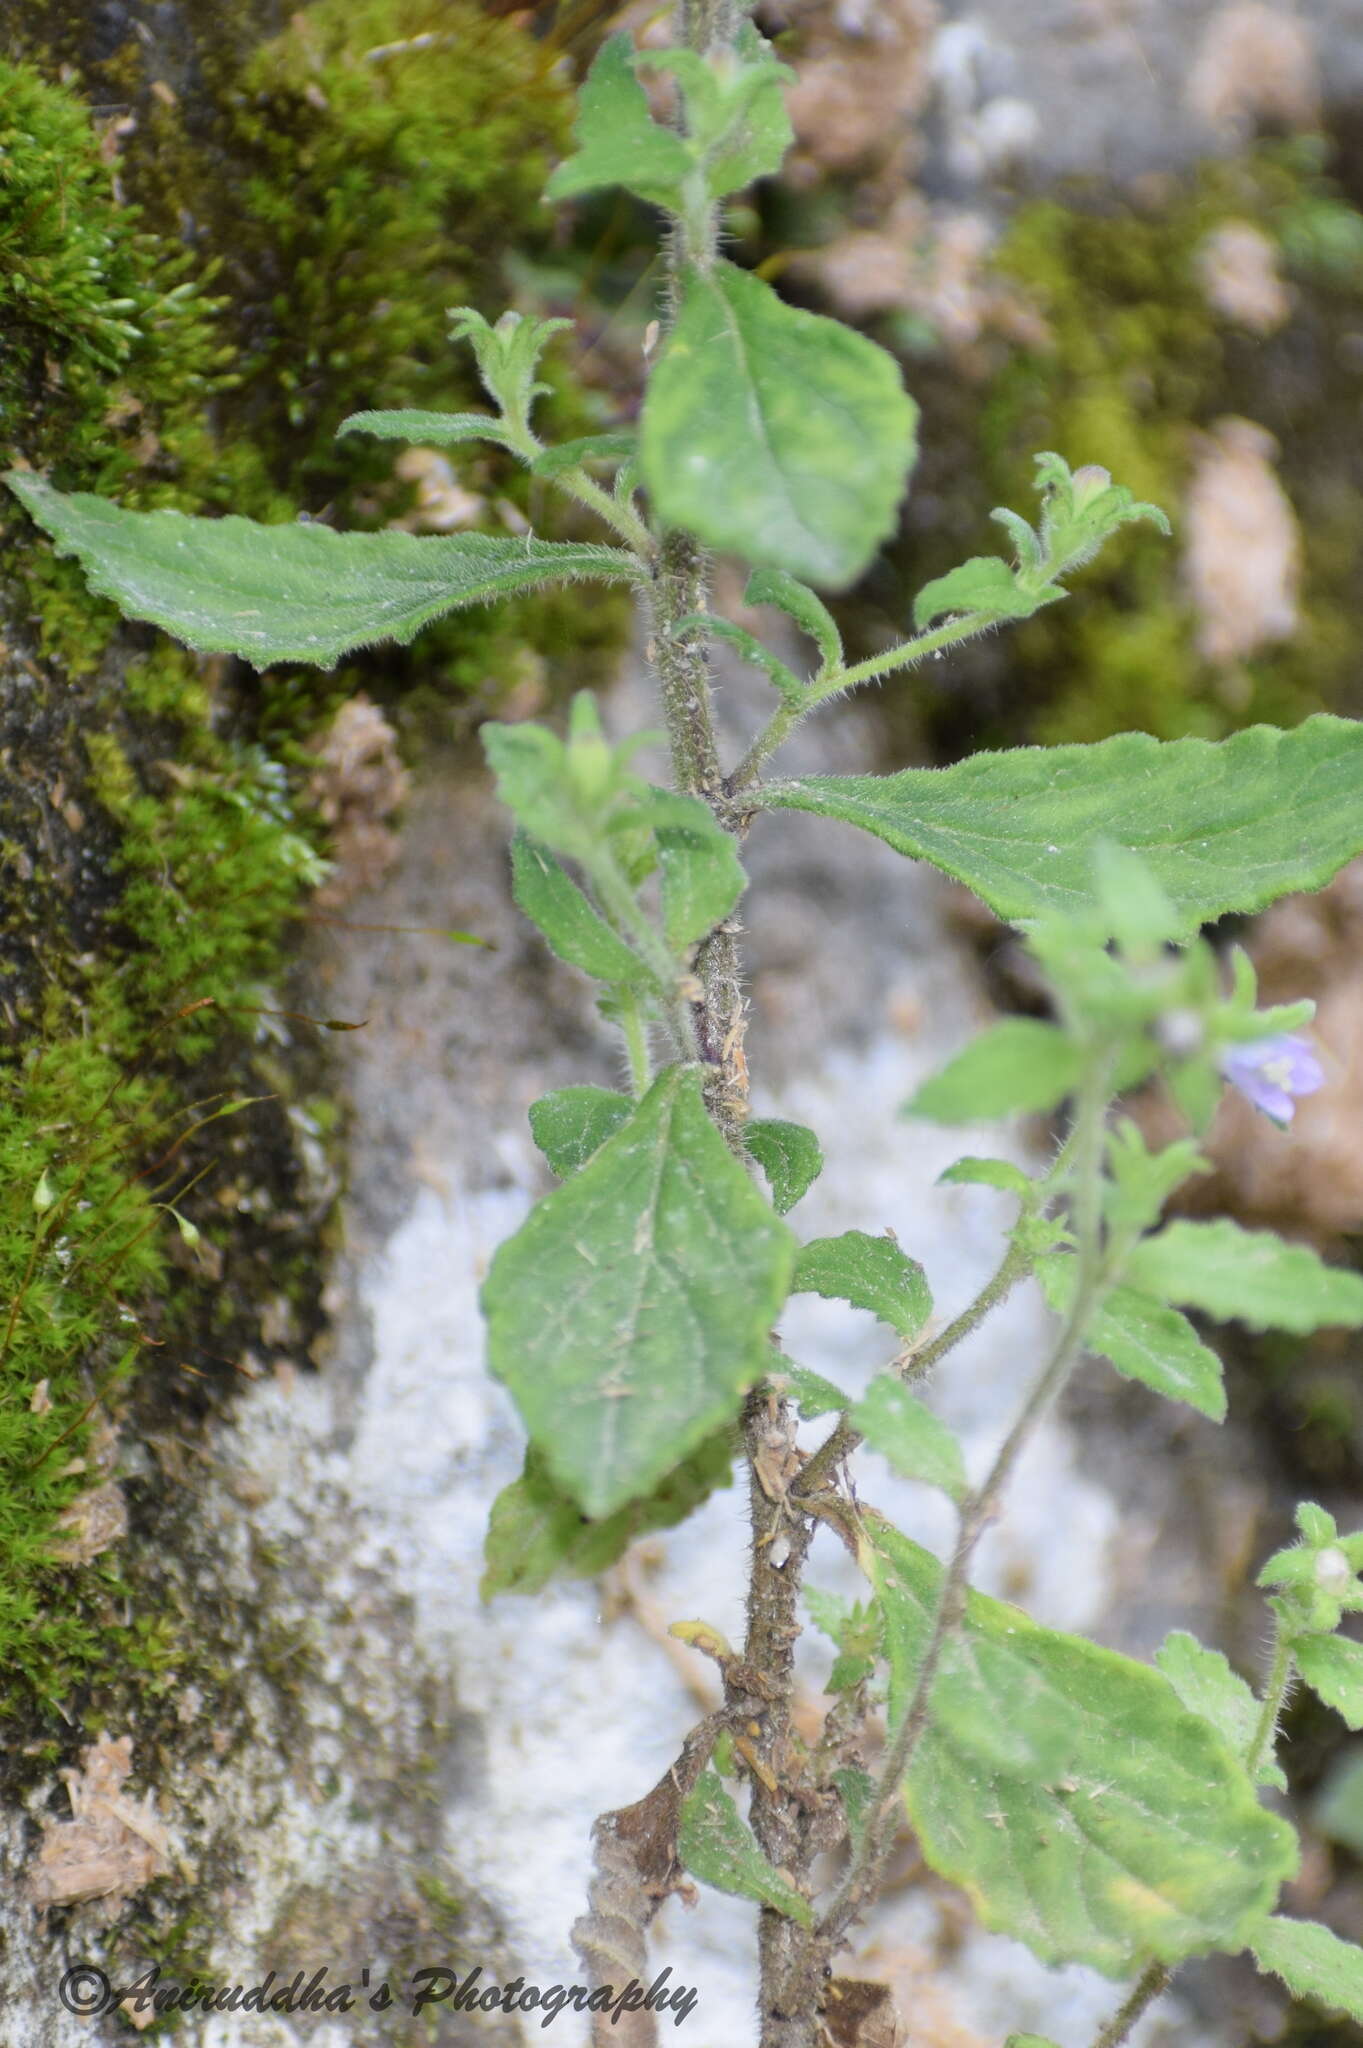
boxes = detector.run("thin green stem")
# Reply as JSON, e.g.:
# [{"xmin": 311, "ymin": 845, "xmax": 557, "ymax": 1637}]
[
  {"xmin": 585, "ymin": 853, "xmax": 697, "ymax": 1061},
  {"xmin": 553, "ymin": 465, "xmax": 655, "ymax": 556},
  {"xmin": 907, "ymin": 1237, "xmax": 1033, "ymax": 1380},
  {"xmin": 618, "ymin": 992, "xmax": 653, "ymax": 1098},
  {"xmin": 727, "ymin": 612, "xmax": 997, "ymax": 795},
  {"xmin": 1247, "ymin": 1624, "xmax": 1295, "ymax": 1782}
]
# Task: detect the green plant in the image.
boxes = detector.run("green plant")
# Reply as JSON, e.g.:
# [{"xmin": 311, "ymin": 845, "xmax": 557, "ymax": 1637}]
[{"xmin": 11, "ymin": 6, "xmax": 1363, "ymax": 2042}]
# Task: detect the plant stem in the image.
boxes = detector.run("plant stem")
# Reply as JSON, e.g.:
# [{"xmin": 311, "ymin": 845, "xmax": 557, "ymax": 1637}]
[
  {"xmin": 1089, "ymin": 1961, "xmax": 1172, "ymax": 2048},
  {"xmin": 555, "ymin": 464, "xmax": 655, "ymax": 556},
  {"xmin": 1247, "ymin": 1623, "xmax": 1295, "ymax": 1782},
  {"xmin": 619, "ymin": 993, "xmax": 653, "ymax": 1097},
  {"xmin": 728, "ymin": 612, "xmax": 1000, "ymax": 796},
  {"xmin": 816, "ymin": 1057, "xmax": 1113, "ymax": 1953}
]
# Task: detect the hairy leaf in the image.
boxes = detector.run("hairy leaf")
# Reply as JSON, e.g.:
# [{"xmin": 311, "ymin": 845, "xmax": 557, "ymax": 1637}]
[
  {"xmin": 1156, "ymin": 1631, "xmax": 1286, "ymax": 1789},
  {"xmin": 336, "ymin": 408, "xmax": 518, "ymax": 450},
  {"xmin": 866, "ymin": 1519, "xmax": 1297, "ymax": 1975},
  {"xmin": 1126, "ymin": 1220, "xmax": 1363, "ymax": 1335},
  {"xmin": 748, "ymin": 718, "xmax": 1363, "ymax": 935},
  {"xmin": 644, "ymin": 24, "xmax": 793, "ymax": 198},
  {"xmin": 481, "ymin": 1435, "xmax": 732, "ymax": 1597},
  {"xmin": 906, "ymin": 1020, "xmax": 1082, "ymax": 1122},
  {"xmin": 1295, "ymin": 1634, "xmax": 1363, "ymax": 1731},
  {"xmin": 642, "ymin": 789, "xmax": 746, "ymax": 950},
  {"xmin": 1249, "ymin": 1916, "xmax": 1363, "ymax": 2024},
  {"xmin": 744, "ymin": 567, "xmax": 842, "ymax": 671},
  {"xmin": 640, "ymin": 261, "xmax": 917, "ymax": 590},
  {"xmin": 528, "ymin": 1086, "xmax": 633, "ymax": 1178},
  {"xmin": 544, "ymin": 34, "xmax": 692, "ymax": 210},
  {"xmin": 913, "ymin": 555, "xmax": 1061, "ymax": 629},
  {"xmin": 483, "ymin": 1066, "xmax": 794, "ymax": 1517},
  {"xmin": 530, "ymin": 432, "xmax": 637, "ymax": 478},
  {"xmin": 852, "ymin": 1376, "xmax": 967, "ymax": 1501},
  {"xmin": 939, "ymin": 1155, "xmax": 1036, "ymax": 1199},
  {"xmin": 1038, "ymin": 1256, "xmax": 1226, "ymax": 1420},
  {"xmin": 744, "ymin": 1118, "xmax": 824, "ymax": 1215},
  {"xmin": 510, "ymin": 834, "xmax": 644, "ymax": 983},
  {"xmin": 778, "ymin": 1362, "xmax": 848, "ymax": 1419},
  {"xmin": 6, "ymin": 473, "xmax": 643, "ymax": 669},
  {"xmin": 791, "ymin": 1230, "xmax": 931, "ymax": 1342},
  {"xmin": 678, "ymin": 1769, "xmax": 812, "ymax": 1925}
]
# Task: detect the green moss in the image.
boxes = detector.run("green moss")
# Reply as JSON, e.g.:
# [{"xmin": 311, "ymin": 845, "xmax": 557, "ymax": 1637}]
[{"xmin": 896, "ymin": 140, "xmax": 1363, "ymax": 752}]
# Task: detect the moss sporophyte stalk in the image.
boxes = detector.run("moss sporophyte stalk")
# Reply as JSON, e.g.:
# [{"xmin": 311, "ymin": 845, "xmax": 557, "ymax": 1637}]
[{"xmin": 9, "ymin": 4, "xmax": 1363, "ymax": 2045}]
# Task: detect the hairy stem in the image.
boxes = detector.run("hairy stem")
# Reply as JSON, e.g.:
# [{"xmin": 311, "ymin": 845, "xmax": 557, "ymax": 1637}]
[
  {"xmin": 1089, "ymin": 1961, "xmax": 1172, "ymax": 2048},
  {"xmin": 1247, "ymin": 1624, "xmax": 1295, "ymax": 1782}
]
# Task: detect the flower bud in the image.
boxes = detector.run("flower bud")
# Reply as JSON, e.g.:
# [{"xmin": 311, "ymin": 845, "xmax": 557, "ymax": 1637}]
[
  {"xmin": 1071, "ymin": 464, "xmax": 1112, "ymax": 510},
  {"xmin": 1315, "ymin": 1546, "xmax": 1354, "ymax": 1596}
]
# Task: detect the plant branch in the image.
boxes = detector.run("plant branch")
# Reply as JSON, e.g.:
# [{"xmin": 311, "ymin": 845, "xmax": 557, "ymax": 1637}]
[
  {"xmin": 816, "ymin": 1058, "xmax": 1114, "ymax": 1952},
  {"xmin": 1247, "ymin": 1623, "xmax": 1296, "ymax": 1782}
]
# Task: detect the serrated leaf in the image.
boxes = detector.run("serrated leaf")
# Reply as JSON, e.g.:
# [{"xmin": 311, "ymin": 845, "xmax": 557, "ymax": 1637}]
[
  {"xmin": 530, "ymin": 432, "xmax": 636, "ymax": 478},
  {"xmin": 743, "ymin": 567, "xmax": 842, "ymax": 671},
  {"xmin": 1155, "ymin": 1631, "xmax": 1286, "ymax": 1790},
  {"xmin": 481, "ymin": 1435, "xmax": 732, "ymax": 1597},
  {"xmin": 6, "ymin": 473, "xmax": 643, "ymax": 670},
  {"xmin": 744, "ymin": 1118, "xmax": 824, "ymax": 1214},
  {"xmin": 528, "ymin": 1086, "xmax": 633, "ymax": 1178},
  {"xmin": 1249, "ymin": 1915, "xmax": 1363, "ymax": 2024},
  {"xmin": 778, "ymin": 1362, "xmax": 848, "ymax": 1419},
  {"xmin": 544, "ymin": 34, "xmax": 693, "ymax": 210},
  {"xmin": 678, "ymin": 1769, "xmax": 812, "ymax": 1925},
  {"xmin": 938, "ymin": 1155, "xmax": 1036, "ymax": 1199},
  {"xmin": 640, "ymin": 261, "xmax": 917, "ymax": 590},
  {"xmin": 913, "ymin": 555, "xmax": 1061, "ymax": 629},
  {"xmin": 336, "ymin": 409, "xmax": 519, "ymax": 450},
  {"xmin": 483, "ymin": 1066, "xmax": 795, "ymax": 1517},
  {"xmin": 1295, "ymin": 1633, "xmax": 1363, "ymax": 1730},
  {"xmin": 851, "ymin": 1375, "xmax": 967, "ymax": 1501},
  {"xmin": 865, "ymin": 1518, "xmax": 1297, "ymax": 1976},
  {"xmin": 1125, "ymin": 1220, "xmax": 1363, "ymax": 1335},
  {"xmin": 509, "ymin": 834, "xmax": 645, "ymax": 983},
  {"xmin": 791, "ymin": 1230, "xmax": 931, "ymax": 1342},
  {"xmin": 642, "ymin": 789, "xmax": 746, "ymax": 950},
  {"xmin": 906, "ymin": 1019, "xmax": 1082, "ymax": 1123},
  {"xmin": 1038, "ymin": 1255, "xmax": 1226, "ymax": 1420},
  {"xmin": 747, "ymin": 718, "xmax": 1363, "ymax": 936}
]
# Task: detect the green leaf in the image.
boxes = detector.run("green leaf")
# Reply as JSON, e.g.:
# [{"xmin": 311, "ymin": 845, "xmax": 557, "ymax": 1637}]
[
  {"xmin": 906, "ymin": 1020, "xmax": 1083, "ymax": 1122},
  {"xmin": 938, "ymin": 1155, "xmax": 1036, "ymax": 1199},
  {"xmin": 1006, "ymin": 2038, "xmax": 1062, "ymax": 2048},
  {"xmin": 640, "ymin": 261, "xmax": 918, "ymax": 591},
  {"xmin": 1125, "ymin": 1220, "xmax": 1363, "ymax": 1335},
  {"xmin": 832, "ymin": 1766, "xmax": 874, "ymax": 1856},
  {"xmin": 1155, "ymin": 1631, "xmax": 1286, "ymax": 1790},
  {"xmin": 484, "ymin": 705, "xmax": 646, "ymax": 865},
  {"xmin": 743, "ymin": 567, "xmax": 842, "ymax": 671},
  {"xmin": 1037, "ymin": 1255, "xmax": 1226, "ymax": 1420},
  {"xmin": 865, "ymin": 1518, "xmax": 1298, "ymax": 1976},
  {"xmin": 481, "ymin": 1434, "xmax": 732, "ymax": 1597},
  {"xmin": 641, "ymin": 789, "xmax": 746, "ymax": 951},
  {"xmin": 1249, "ymin": 1915, "xmax": 1363, "ymax": 2025},
  {"xmin": 851, "ymin": 1375, "xmax": 967, "ymax": 1501},
  {"xmin": 528, "ymin": 1086, "xmax": 633, "ymax": 1178},
  {"xmin": 336, "ymin": 408, "xmax": 519, "ymax": 451},
  {"xmin": 643, "ymin": 23, "xmax": 793, "ymax": 199},
  {"xmin": 530, "ymin": 432, "xmax": 636, "ymax": 478},
  {"xmin": 913, "ymin": 555, "xmax": 1061, "ymax": 629},
  {"xmin": 744, "ymin": 1118, "xmax": 824, "ymax": 1215},
  {"xmin": 777, "ymin": 1362, "xmax": 848, "ymax": 1419},
  {"xmin": 448, "ymin": 307, "xmax": 570, "ymax": 435},
  {"xmin": 5, "ymin": 473, "xmax": 643, "ymax": 670},
  {"xmin": 483, "ymin": 1066, "xmax": 795, "ymax": 1517},
  {"xmin": 509, "ymin": 834, "xmax": 644, "ymax": 984},
  {"xmin": 544, "ymin": 34, "xmax": 693, "ymax": 211},
  {"xmin": 678, "ymin": 1769, "xmax": 812, "ymax": 1926},
  {"xmin": 1295, "ymin": 1634, "xmax": 1363, "ymax": 1730},
  {"xmin": 1103, "ymin": 1122, "xmax": 1209, "ymax": 1239},
  {"xmin": 747, "ymin": 718, "xmax": 1363, "ymax": 936},
  {"xmin": 791, "ymin": 1230, "xmax": 931, "ymax": 1342}
]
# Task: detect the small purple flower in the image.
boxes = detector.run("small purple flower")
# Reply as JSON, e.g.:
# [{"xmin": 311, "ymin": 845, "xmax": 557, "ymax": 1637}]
[{"xmin": 1220, "ymin": 1034, "xmax": 1324, "ymax": 1127}]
